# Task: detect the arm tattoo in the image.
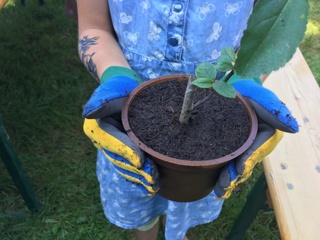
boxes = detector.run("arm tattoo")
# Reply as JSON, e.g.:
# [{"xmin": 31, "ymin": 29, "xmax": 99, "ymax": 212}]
[{"xmin": 79, "ymin": 35, "xmax": 100, "ymax": 80}]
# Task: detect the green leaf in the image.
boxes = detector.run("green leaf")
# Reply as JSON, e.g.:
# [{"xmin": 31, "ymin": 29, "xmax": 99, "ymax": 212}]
[
  {"xmin": 195, "ymin": 62, "xmax": 217, "ymax": 79},
  {"xmin": 221, "ymin": 73, "xmax": 263, "ymax": 86},
  {"xmin": 219, "ymin": 74, "xmax": 227, "ymax": 82},
  {"xmin": 235, "ymin": 0, "xmax": 309, "ymax": 78},
  {"xmin": 192, "ymin": 78, "xmax": 214, "ymax": 88},
  {"xmin": 226, "ymin": 74, "xmax": 242, "ymax": 85},
  {"xmin": 216, "ymin": 61, "xmax": 234, "ymax": 72},
  {"xmin": 216, "ymin": 47, "xmax": 236, "ymax": 72},
  {"xmin": 213, "ymin": 82, "xmax": 236, "ymax": 98}
]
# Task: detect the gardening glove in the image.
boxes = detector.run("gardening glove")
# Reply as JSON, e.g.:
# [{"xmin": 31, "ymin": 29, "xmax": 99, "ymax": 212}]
[
  {"xmin": 83, "ymin": 66, "xmax": 160, "ymax": 196},
  {"xmin": 214, "ymin": 79, "xmax": 299, "ymax": 199}
]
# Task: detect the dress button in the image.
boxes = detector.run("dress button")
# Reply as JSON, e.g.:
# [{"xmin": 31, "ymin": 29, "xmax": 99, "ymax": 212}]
[
  {"xmin": 168, "ymin": 37, "xmax": 179, "ymax": 46},
  {"xmin": 173, "ymin": 3, "xmax": 183, "ymax": 13}
]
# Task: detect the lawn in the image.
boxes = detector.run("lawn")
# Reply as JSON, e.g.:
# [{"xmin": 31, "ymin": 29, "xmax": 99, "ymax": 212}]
[{"xmin": 0, "ymin": 1, "xmax": 319, "ymax": 240}]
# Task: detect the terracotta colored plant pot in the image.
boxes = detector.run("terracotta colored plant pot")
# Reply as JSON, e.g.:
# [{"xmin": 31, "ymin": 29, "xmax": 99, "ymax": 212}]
[{"xmin": 122, "ymin": 75, "xmax": 258, "ymax": 202}]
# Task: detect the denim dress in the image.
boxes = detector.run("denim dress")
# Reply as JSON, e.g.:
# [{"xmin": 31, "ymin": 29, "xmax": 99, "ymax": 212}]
[{"xmin": 97, "ymin": 1, "xmax": 254, "ymax": 239}]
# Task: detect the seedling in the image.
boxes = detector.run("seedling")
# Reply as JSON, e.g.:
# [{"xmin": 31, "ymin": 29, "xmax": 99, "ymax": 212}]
[
  {"xmin": 179, "ymin": 48, "xmax": 242, "ymax": 123},
  {"xmin": 193, "ymin": 47, "xmax": 239, "ymax": 99}
]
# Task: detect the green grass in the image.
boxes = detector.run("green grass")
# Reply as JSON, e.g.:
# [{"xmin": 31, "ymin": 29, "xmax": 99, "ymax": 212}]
[
  {"xmin": 300, "ymin": 0, "xmax": 320, "ymax": 84},
  {"xmin": 0, "ymin": 1, "xmax": 319, "ymax": 239}
]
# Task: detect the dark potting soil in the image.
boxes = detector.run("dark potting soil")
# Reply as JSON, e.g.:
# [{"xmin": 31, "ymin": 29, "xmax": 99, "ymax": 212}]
[{"xmin": 128, "ymin": 79, "xmax": 251, "ymax": 160}]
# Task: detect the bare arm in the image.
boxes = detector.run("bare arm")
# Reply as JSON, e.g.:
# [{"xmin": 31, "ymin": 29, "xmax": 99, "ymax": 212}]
[{"xmin": 77, "ymin": 0, "xmax": 130, "ymax": 81}]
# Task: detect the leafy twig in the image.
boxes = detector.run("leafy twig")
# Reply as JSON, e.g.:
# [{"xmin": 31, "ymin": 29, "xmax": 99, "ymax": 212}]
[
  {"xmin": 192, "ymin": 92, "xmax": 214, "ymax": 109},
  {"xmin": 222, "ymin": 70, "xmax": 234, "ymax": 83}
]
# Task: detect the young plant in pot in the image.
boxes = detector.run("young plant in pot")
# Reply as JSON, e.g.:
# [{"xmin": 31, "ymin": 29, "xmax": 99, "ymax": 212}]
[
  {"xmin": 83, "ymin": 0, "xmax": 307, "ymax": 202},
  {"xmin": 121, "ymin": 49, "xmax": 261, "ymax": 202},
  {"xmin": 120, "ymin": 46, "xmax": 296, "ymax": 202}
]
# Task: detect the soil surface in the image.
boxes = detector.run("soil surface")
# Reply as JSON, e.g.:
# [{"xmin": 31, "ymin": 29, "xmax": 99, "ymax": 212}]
[{"xmin": 128, "ymin": 79, "xmax": 250, "ymax": 160}]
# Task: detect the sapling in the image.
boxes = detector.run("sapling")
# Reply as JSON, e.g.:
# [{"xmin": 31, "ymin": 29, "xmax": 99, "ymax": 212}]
[
  {"xmin": 179, "ymin": 0, "xmax": 309, "ymax": 124},
  {"xmin": 179, "ymin": 47, "xmax": 241, "ymax": 124}
]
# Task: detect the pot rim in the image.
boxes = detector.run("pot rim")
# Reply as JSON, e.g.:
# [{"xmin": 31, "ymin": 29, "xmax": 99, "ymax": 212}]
[{"xmin": 122, "ymin": 74, "xmax": 258, "ymax": 167}]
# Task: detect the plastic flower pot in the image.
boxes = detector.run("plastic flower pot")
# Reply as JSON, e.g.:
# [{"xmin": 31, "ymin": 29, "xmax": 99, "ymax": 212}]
[{"xmin": 122, "ymin": 75, "xmax": 258, "ymax": 202}]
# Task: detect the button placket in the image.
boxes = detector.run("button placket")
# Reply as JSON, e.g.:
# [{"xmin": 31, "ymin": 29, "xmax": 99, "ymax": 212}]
[
  {"xmin": 173, "ymin": 3, "xmax": 183, "ymax": 13},
  {"xmin": 165, "ymin": 1, "xmax": 187, "ymax": 62}
]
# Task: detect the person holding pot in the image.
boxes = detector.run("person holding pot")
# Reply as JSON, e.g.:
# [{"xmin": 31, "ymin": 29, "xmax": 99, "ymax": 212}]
[{"xmin": 76, "ymin": 1, "xmax": 299, "ymax": 239}]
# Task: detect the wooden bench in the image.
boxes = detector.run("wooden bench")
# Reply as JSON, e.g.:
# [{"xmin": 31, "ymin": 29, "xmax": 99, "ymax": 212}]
[
  {"xmin": 228, "ymin": 49, "xmax": 320, "ymax": 239},
  {"xmin": 263, "ymin": 49, "xmax": 320, "ymax": 239}
]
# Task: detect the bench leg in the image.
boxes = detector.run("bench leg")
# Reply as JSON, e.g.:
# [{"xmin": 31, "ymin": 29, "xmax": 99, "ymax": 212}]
[
  {"xmin": 226, "ymin": 173, "xmax": 269, "ymax": 240},
  {"xmin": 0, "ymin": 116, "xmax": 41, "ymax": 212}
]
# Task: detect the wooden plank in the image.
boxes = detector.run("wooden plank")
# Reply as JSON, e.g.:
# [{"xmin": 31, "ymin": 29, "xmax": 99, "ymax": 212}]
[{"xmin": 263, "ymin": 49, "xmax": 320, "ymax": 240}]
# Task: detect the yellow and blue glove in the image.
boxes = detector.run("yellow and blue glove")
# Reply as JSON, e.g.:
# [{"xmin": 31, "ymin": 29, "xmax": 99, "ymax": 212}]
[
  {"xmin": 83, "ymin": 66, "xmax": 160, "ymax": 196},
  {"xmin": 214, "ymin": 79, "xmax": 299, "ymax": 199}
]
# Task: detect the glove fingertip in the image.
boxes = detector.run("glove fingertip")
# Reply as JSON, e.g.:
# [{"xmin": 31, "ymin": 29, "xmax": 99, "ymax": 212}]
[
  {"xmin": 82, "ymin": 84, "xmax": 110, "ymax": 118},
  {"xmin": 267, "ymin": 99, "xmax": 299, "ymax": 133},
  {"xmin": 82, "ymin": 104, "xmax": 103, "ymax": 119},
  {"xmin": 83, "ymin": 76, "xmax": 139, "ymax": 118},
  {"xmin": 284, "ymin": 116, "xmax": 299, "ymax": 133},
  {"xmin": 233, "ymin": 81, "xmax": 299, "ymax": 133}
]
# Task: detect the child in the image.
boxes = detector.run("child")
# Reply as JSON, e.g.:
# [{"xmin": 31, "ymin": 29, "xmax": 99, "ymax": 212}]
[{"xmin": 76, "ymin": 1, "xmax": 298, "ymax": 239}]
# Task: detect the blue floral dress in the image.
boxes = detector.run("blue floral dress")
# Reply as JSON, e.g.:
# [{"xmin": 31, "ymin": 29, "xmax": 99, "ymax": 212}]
[{"xmin": 97, "ymin": 1, "xmax": 254, "ymax": 239}]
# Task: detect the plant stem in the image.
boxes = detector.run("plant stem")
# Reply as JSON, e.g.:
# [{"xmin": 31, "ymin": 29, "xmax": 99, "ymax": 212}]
[
  {"xmin": 223, "ymin": 70, "xmax": 234, "ymax": 83},
  {"xmin": 192, "ymin": 92, "xmax": 214, "ymax": 109},
  {"xmin": 179, "ymin": 75, "xmax": 197, "ymax": 124}
]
